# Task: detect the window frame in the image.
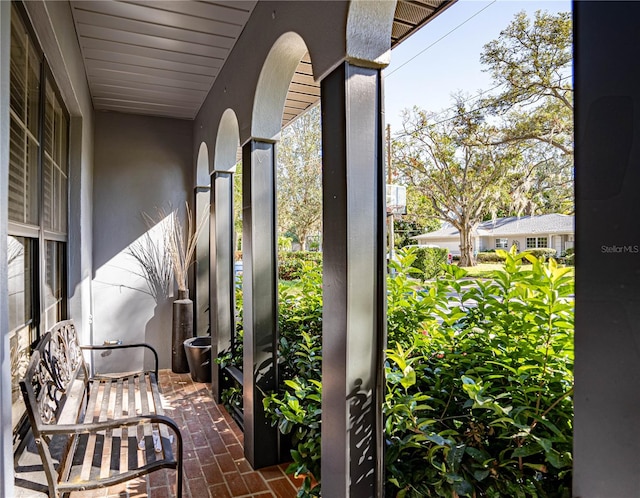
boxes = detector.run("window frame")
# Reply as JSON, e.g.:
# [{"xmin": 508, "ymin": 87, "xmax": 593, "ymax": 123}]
[
  {"xmin": 526, "ymin": 236, "xmax": 549, "ymax": 249},
  {"xmin": 8, "ymin": 2, "xmax": 70, "ymax": 433}
]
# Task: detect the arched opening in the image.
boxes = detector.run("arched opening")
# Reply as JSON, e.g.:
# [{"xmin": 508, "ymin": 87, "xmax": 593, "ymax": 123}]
[
  {"xmin": 214, "ymin": 109, "xmax": 241, "ymax": 173},
  {"xmin": 214, "ymin": 109, "xmax": 241, "ymax": 256},
  {"xmin": 252, "ymin": 32, "xmax": 309, "ymax": 141},
  {"xmin": 241, "ymin": 32, "xmax": 322, "ymax": 470},
  {"xmin": 210, "ymin": 109, "xmax": 241, "ymax": 406}
]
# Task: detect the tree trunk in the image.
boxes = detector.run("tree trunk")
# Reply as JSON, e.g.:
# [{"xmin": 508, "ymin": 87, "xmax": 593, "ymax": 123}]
[{"xmin": 458, "ymin": 223, "xmax": 476, "ymax": 267}]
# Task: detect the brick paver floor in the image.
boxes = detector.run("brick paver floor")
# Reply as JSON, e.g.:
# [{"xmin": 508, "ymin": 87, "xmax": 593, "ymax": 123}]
[{"xmin": 15, "ymin": 370, "xmax": 300, "ymax": 498}]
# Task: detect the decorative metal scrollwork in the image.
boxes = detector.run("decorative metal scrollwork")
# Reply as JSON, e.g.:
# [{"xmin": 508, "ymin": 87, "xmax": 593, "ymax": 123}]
[
  {"xmin": 29, "ymin": 351, "xmax": 59, "ymax": 425},
  {"xmin": 29, "ymin": 322, "xmax": 84, "ymax": 425}
]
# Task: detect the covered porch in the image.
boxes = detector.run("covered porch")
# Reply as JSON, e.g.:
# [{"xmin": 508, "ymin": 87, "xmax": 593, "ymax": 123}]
[{"xmin": 2, "ymin": 1, "xmax": 640, "ymax": 497}]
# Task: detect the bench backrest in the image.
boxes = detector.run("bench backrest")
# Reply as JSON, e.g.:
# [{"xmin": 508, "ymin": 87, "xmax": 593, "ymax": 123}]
[{"xmin": 19, "ymin": 320, "xmax": 87, "ymax": 431}]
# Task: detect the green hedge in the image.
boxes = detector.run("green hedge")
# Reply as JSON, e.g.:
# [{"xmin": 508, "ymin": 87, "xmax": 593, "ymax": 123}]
[
  {"xmin": 229, "ymin": 248, "xmax": 575, "ymax": 496},
  {"xmin": 560, "ymin": 247, "xmax": 574, "ymax": 266},
  {"xmin": 476, "ymin": 251, "xmax": 505, "ymax": 263},
  {"xmin": 259, "ymin": 247, "xmax": 574, "ymax": 497},
  {"xmin": 526, "ymin": 247, "xmax": 557, "ymax": 260},
  {"xmin": 384, "ymin": 251, "xmax": 573, "ymax": 497},
  {"xmin": 278, "ymin": 251, "xmax": 322, "ymax": 280},
  {"xmin": 477, "ymin": 248, "xmax": 558, "ymax": 264}
]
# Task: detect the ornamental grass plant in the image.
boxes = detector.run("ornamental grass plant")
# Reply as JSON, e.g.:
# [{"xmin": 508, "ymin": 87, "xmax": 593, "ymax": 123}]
[{"xmin": 128, "ymin": 203, "xmax": 208, "ymax": 298}]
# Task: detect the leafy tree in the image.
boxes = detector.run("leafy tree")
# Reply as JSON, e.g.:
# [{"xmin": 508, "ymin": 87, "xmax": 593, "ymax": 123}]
[
  {"xmin": 394, "ymin": 101, "xmax": 521, "ymax": 266},
  {"xmin": 394, "ymin": 10, "xmax": 573, "ymax": 254},
  {"xmin": 481, "ymin": 10, "xmax": 573, "ymax": 153},
  {"xmin": 480, "ymin": 10, "xmax": 573, "ymax": 216},
  {"xmin": 277, "ymin": 106, "xmax": 323, "ymax": 250},
  {"xmin": 389, "ymin": 185, "xmax": 441, "ymax": 249},
  {"xmin": 394, "ymin": 219, "xmax": 427, "ymax": 250},
  {"xmin": 399, "ymin": 186, "xmax": 441, "ymax": 241},
  {"xmin": 491, "ymin": 142, "xmax": 573, "ymax": 218}
]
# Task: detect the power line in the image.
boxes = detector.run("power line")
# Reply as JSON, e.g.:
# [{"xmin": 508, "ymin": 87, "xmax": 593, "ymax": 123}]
[
  {"xmin": 393, "ymin": 74, "xmax": 573, "ymax": 139},
  {"xmin": 392, "ymin": 83, "xmax": 503, "ymax": 138},
  {"xmin": 385, "ymin": 0, "xmax": 498, "ymax": 79}
]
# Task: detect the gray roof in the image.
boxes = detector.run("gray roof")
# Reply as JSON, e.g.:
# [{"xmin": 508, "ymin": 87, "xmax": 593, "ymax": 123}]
[{"xmin": 415, "ymin": 214, "xmax": 574, "ymax": 239}]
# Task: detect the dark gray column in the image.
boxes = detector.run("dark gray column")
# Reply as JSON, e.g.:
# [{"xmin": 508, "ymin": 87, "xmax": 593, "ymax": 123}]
[
  {"xmin": 195, "ymin": 185, "xmax": 210, "ymax": 339},
  {"xmin": 320, "ymin": 62, "xmax": 387, "ymax": 498},
  {"xmin": 210, "ymin": 172, "xmax": 234, "ymax": 401},
  {"xmin": 574, "ymin": 2, "xmax": 640, "ymax": 496},
  {"xmin": 242, "ymin": 139, "xmax": 279, "ymax": 468}
]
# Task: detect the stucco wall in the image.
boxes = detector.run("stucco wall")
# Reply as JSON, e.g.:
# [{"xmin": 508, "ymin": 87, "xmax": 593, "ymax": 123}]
[
  {"xmin": 479, "ymin": 236, "xmax": 528, "ymax": 252},
  {"xmin": 420, "ymin": 238, "xmax": 461, "ymax": 255},
  {"xmin": 92, "ymin": 111, "xmax": 193, "ymax": 371},
  {"xmin": 193, "ymin": 0, "xmax": 351, "ymax": 161},
  {"xmin": 479, "ymin": 235, "xmax": 572, "ymax": 254},
  {"xmin": 415, "ymin": 237, "xmax": 468, "ymax": 256}
]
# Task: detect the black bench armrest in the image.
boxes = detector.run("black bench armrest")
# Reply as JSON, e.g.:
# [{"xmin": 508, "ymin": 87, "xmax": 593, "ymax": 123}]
[{"xmin": 80, "ymin": 343, "xmax": 159, "ymax": 378}]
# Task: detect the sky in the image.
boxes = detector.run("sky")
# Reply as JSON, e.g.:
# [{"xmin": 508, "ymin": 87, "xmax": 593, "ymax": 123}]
[{"xmin": 383, "ymin": 0, "xmax": 572, "ymax": 133}]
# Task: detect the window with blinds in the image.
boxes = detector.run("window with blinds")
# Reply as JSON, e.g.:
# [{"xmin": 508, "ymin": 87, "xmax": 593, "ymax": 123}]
[
  {"xmin": 9, "ymin": 9, "xmax": 39, "ymax": 226},
  {"xmin": 43, "ymin": 81, "xmax": 68, "ymax": 234},
  {"xmin": 8, "ymin": 3, "xmax": 69, "ymax": 432}
]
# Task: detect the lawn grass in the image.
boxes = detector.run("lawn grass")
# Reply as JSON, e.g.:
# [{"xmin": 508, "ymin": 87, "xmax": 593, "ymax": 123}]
[{"xmin": 458, "ymin": 263, "xmax": 504, "ymax": 278}]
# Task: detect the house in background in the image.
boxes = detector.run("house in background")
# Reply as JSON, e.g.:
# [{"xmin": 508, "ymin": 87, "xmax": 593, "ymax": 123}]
[{"xmin": 413, "ymin": 213, "xmax": 574, "ymax": 256}]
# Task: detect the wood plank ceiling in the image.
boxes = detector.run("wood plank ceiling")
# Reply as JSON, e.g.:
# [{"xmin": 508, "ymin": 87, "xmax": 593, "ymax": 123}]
[{"xmin": 69, "ymin": 0, "xmax": 453, "ymax": 126}]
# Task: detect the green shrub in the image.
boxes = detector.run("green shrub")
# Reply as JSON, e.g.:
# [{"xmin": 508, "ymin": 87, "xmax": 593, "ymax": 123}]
[
  {"xmin": 477, "ymin": 248, "xmax": 558, "ymax": 264},
  {"xmin": 264, "ymin": 262, "xmax": 323, "ymax": 496},
  {"xmin": 279, "ymin": 236, "xmax": 293, "ymax": 252},
  {"xmin": 387, "ymin": 250, "xmax": 456, "ymax": 350},
  {"xmin": 384, "ymin": 249, "xmax": 573, "ymax": 497},
  {"xmin": 561, "ymin": 247, "xmax": 575, "ymax": 266},
  {"xmin": 476, "ymin": 251, "xmax": 506, "ymax": 263},
  {"xmin": 278, "ymin": 251, "xmax": 322, "ymax": 280},
  {"xmin": 253, "ymin": 249, "xmax": 575, "ymax": 497},
  {"xmin": 396, "ymin": 246, "xmax": 449, "ymax": 280},
  {"xmin": 525, "ymin": 247, "xmax": 557, "ymax": 260},
  {"xmin": 217, "ymin": 277, "xmax": 245, "ymax": 415}
]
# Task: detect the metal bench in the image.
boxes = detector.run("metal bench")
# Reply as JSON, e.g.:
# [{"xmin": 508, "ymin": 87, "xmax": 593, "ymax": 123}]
[{"xmin": 19, "ymin": 320, "xmax": 183, "ymax": 497}]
